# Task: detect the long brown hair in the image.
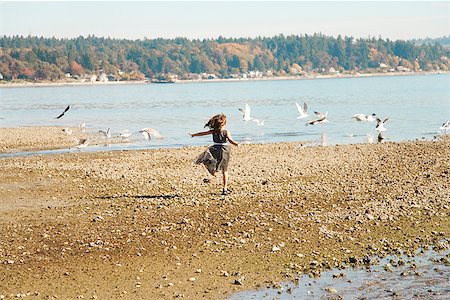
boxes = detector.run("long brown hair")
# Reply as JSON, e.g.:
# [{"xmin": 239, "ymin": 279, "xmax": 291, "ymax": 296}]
[{"xmin": 204, "ymin": 114, "xmax": 227, "ymax": 132}]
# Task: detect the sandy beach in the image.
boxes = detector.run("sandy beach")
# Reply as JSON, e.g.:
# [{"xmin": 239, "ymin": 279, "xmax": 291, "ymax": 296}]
[{"xmin": 0, "ymin": 127, "xmax": 449, "ymax": 299}]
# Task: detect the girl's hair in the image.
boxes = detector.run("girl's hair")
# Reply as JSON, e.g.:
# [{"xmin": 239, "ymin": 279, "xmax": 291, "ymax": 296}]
[{"xmin": 205, "ymin": 114, "xmax": 227, "ymax": 132}]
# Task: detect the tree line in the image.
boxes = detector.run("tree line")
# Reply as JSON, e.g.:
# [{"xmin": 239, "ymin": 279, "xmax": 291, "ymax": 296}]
[{"xmin": 0, "ymin": 34, "xmax": 448, "ymax": 81}]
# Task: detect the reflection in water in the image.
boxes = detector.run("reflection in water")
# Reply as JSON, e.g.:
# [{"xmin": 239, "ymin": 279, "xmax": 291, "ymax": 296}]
[{"xmin": 320, "ymin": 133, "xmax": 328, "ymax": 146}]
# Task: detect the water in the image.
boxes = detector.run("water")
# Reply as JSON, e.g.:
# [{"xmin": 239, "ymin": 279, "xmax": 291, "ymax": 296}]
[
  {"xmin": 228, "ymin": 245, "xmax": 450, "ymax": 299},
  {"xmin": 0, "ymin": 74, "xmax": 449, "ymax": 151}
]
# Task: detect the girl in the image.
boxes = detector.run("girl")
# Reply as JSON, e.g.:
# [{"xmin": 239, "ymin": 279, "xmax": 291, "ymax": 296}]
[{"xmin": 191, "ymin": 114, "xmax": 239, "ymax": 195}]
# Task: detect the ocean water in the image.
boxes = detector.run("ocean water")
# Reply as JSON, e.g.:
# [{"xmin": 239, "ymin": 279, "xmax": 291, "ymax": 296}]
[
  {"xmin": 228, "ymin": 244, "xmax": 450, "ymax": 300},
  {"xmin": 0, "ymin": 73, "xmax": 449, "ymax": 150}
]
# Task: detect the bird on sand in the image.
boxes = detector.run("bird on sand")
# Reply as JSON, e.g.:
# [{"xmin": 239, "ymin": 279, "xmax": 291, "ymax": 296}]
[
  {"xmin": 375, "ymin": 118, "xmax": 389, "ymax": 132},
  {"xmin": 79, "ymin": 122, "xmax": 86, "ymax": 132},
  {"xmin": 139, "ymin": 128, "xmax": 163, "ymax": 140},
  {"xmin": 62, "ymin": 127, "xmax": 72, "ymax": 135},
  {"xmin": 295, "ymin": 102, "xmax": 308, "ymax": 119},
  {"xmin": 55, "ymin": 105, "xmax": 70, "ymax": 119},
  {"xmin": 75, "ymin": 138, "xmax": 88, "ymax": 149},
  {"xmin": 353, "ymin": 113, "xmax": 377, "ymax": 122},
  {"xmin": 306, "ymin": 111, "xmax": 328, "ymax": 126},
  {"xmin": 118, "ymin": 130, "xmax": 131, "ymax": 138}
]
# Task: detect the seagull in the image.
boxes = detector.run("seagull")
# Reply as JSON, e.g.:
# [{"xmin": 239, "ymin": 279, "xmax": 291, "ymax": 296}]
[
  {"xmin": 239, "ymin": 104, "xmax": 253, "ymax": 122},
  {"xmin": 306, "ymin": 111, "xmax": 328, "ymax": 126},
  {"xmin": 377, "ymin": 133, "xmax": 385, "ymax": 143},
  {"xmin": 239, "ymin": 103, "xmax": 264, "ymax": 125},
  {"xmin": 55, "ymin": 105, "xmax": 70, "ymax": 119},
  {"xmin": 139, "ymin": 128, "xmax": 163, "ymax": 140},
  {"xmin": 62, "ymin": 127, "xmax": 72, "ymax": 135},
  {"xmin": 440, "ymin": 121, "xmax": 449, "ymax": 132},
  {"xmin": 99, "ymin": 128, "xmax": 111, "ymax": 138},
  {"xmin": 75, "ymin": 138, "xmax": 88, "ymax": 149},
  {"xmin": 252, "ymin": 119, "xmax": 264, "ymax": 126},
  {"xmin": 79, "ymin": 122, "xmax": 86, "ymax": 132},
  {"xmin": 314, "ymin": 111, "xmax": 328, "ymax": 118},
  {"xmin": 375, "ymin": 118, "xmax": 388, "ymax": 132},
  {"xmin": 118, "ymin": 130, "xmax": 131, "ymax": 138},
  {"xmin": 295, "ymin": 102, "xmax": 308, "ymax": 119},
  {"xmin": 353, "ymin": 113, "xmax": 377, "ymax": 122}
]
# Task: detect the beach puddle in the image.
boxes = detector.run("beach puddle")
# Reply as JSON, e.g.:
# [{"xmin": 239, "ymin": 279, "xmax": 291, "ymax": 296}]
[{"xmin": 228, "ymin": 243, "xmax": 450, "ymax": 299}]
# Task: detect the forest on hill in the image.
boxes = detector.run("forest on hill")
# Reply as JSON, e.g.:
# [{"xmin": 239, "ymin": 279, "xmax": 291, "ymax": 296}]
[{"xmin": 0, "ymin": 34, "xmax": 449, "ymax": 81}]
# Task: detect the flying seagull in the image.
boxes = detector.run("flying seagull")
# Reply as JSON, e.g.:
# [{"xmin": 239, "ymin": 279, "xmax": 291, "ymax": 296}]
[
  {"xmin": 295, "ymin": 102, "xmax": 308, "ymax": 119},
  {"xmin": 139, "ymin": 128, "xmax": 163, "ymax": 140},
  {"xmin": 55, "ymin": 105, "xmax": 70, "ymax": 119},
  {"xmin": 375, "ymin": 118, "xmax": 389, "ymax": 132},
  {"xmin": 239, "ymin": 103, "xmax": 264, "ymax": 125},
  {"xmin": 99, "ymin": 128, "xmax": 111, "ymax": 138},
  {"xmin": 252, "ymin": 118, "xmax": 264, "ymax": 126},
  {"xmin": 353, "ymin": 113, "xmax": 377, "ymax": 122},
  {"xmin": 306, "ymin": 111, "xmax": 328, "ymax": 126},
  {"xmin": 239, "ymin": 104, "xmax": 253, "ymax": 122},
  {"xmin": 440, "ymin": 120, "xmax": 449, "ymax": 132}
]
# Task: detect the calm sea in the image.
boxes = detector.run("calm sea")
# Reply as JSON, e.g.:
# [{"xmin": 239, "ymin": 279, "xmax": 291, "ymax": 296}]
[{"xmin": 0, "ymin": 73, "xmax": 449, "ymax": 150}]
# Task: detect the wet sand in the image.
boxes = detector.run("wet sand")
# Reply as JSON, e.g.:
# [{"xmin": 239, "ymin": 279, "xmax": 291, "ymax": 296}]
[
  {"xmin": 0, "ymin": 127, "xmax": 128, "ymax": 154},
  {"xmin": 0, "ymin": 129, "xmax": 449, "ymax": 299}
]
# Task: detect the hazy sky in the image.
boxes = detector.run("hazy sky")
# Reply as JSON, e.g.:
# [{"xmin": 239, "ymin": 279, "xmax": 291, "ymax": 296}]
[{"xmin": 0, "ymin": 1, "xmax": 448, "ymax": 40}]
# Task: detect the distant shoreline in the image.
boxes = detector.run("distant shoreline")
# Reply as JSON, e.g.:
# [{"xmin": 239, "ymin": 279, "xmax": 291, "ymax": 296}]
[{"xmin": 0, "ymin": 70, "xmax": 448, "ymax": 88}]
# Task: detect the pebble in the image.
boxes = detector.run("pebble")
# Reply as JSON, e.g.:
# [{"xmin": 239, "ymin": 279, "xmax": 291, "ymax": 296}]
[
  {"xmin": 234, "ymin": 277, "xmax": 245, "ymax": 285},
  {"xmin": 324, "ymin": 287, "xmax": 337, "ymax": 293}
]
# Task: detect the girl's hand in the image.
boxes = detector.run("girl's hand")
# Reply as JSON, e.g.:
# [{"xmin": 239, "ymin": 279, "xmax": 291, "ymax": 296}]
[{"xmin": 189, "ymin": 133, "xmax": 194, "ymax": 138}]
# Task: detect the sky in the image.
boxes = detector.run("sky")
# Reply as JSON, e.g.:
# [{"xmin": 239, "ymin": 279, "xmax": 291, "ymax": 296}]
[{"xmin": 0, "ymin": 1, "xmax": 449, "ymax": 41}]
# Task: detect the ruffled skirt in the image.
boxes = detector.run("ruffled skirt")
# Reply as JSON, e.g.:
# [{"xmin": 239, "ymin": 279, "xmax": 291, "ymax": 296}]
[{"xmin": 194, "ymin": 145, "xmax": 230, "ymax": 175}]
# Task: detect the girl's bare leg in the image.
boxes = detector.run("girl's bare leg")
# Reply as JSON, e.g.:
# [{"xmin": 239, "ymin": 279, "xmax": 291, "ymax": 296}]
[{"xmin": 222, "ymin": 171, "xmax": 228, "ymax": 191}]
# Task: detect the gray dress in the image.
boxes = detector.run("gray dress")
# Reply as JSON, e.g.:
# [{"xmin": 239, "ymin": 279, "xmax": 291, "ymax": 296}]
[{"xmin": 194, "ymin": 130, "xmax": 230, "ymax": 175}]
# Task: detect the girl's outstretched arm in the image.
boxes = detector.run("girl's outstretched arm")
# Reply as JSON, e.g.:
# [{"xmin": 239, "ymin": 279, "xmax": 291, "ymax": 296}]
[
  {"xmin": 190, "ymin": 130, "xmax": 214, "ymax": 137},
  {"xmin": 226, "ymin": 131, "xmax": 239, "ymax": 146}
]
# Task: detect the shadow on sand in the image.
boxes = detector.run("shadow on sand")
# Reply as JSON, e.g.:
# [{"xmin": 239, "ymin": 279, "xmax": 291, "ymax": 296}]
[{"xmin": 98, "ymin": 194, "xmax": 180, "ymax": 200}]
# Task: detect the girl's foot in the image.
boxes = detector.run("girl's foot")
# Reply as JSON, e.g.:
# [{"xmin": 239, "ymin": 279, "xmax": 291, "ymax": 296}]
[{"xmin": 221, "ymin": 188, "xmax": 231, "ymax": 195}]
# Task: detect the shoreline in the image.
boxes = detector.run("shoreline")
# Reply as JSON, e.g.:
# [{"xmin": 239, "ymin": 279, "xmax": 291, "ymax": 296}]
[
  {"xmin": 0, "ymin": 135, "xmax": 449, "ymax": 299},
  {"xmin": 1, "ymin": 126, "xmax": 448, "ymax": 156},
  {"xmin": 0, "ymin": 70, "xmax": 447, "ymax": 88}
]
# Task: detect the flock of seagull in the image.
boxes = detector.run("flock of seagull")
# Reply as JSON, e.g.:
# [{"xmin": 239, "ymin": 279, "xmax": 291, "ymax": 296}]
[
  {"xmin": 55, "ymin": 105, "xmax": 163, "ymax": 149},
  {"xmin": 55, "ymin": 102, "xmax": 449, "ymax": 149},
  {"xmin": 239, "ymin": 102, "xmax": 390, "ymax": 132},
  {"xmin": 239, "ymin": 102, "xmax": 449, "ymax": 143}
]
